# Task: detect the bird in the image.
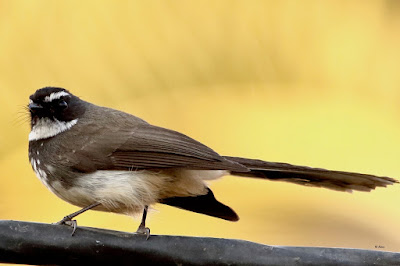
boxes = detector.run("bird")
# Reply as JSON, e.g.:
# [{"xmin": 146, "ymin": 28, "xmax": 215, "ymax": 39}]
[{"xmin": 28, "ymin": 87, "xmax": 398, "ymax": 238}]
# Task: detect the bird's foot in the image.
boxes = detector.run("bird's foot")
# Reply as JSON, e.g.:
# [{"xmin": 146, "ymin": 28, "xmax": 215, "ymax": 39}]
[
  {"xmin": 54, "ymin": 216, "xmax": 78, "ymax": 236},
  {"xmin": 135, "ymin": 225, "xmax": 150, "ymax": 240}
]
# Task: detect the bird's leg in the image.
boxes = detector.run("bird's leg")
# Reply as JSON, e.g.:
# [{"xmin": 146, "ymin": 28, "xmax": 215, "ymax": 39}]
[
  {"xmin": 55, "ymin": 202, "xmax": 101, "ymax": 236},
  {"xmin": 135, "ymin": 205, "xmax": 150, "ymax": 239}
]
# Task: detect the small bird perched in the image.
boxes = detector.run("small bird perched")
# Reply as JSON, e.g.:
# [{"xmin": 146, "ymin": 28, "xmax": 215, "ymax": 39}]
[{"xmin": 28, "ymin": 87, "xmax": 398, "ymax": 238}]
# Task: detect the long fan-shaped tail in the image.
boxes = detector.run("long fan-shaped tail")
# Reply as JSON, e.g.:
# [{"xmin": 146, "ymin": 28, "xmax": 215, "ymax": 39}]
[{"xmin": 225, "ymin": 156, "xmax": 398, "ymax": 192}]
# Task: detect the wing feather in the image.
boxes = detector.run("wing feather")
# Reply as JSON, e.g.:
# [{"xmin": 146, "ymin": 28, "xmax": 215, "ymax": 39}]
[{"xmin": 68, "ymin": 122, "xmax": 247, "ymax": 172}]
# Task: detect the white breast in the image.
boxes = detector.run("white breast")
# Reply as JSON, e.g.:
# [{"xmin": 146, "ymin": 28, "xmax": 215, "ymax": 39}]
[
  {"xmin": 30, "ymin": 158, "xmax": 55, "ymax": 193},
  {"xmin": 30, "ymin": 166, "xmax": 228, "ymax": 217},
  {"xmin": 45, "ymin": 170, "xmax": 173, "ymax": 216}
]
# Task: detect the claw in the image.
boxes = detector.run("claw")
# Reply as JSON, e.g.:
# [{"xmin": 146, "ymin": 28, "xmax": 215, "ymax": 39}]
[
  {"xmin": 52, "ymin": 203, "xmax": 101, "ymax": 236},
  {"xmin": 135, "ymin": 225, "xmax": 150, "ymax": 240},
  {"xmin": 54, "ymin": 216, "xmax": 78, "ymax": 236},
  {"xmin": 55, "ymin": 215, "xmax": 70, "ymax": 225},
  {"xmin": 135, "ymin": 205, "xmax": 151, "ymax": 240},
  {"xmin": 65, "ymin": 220, "xmax": 78, "ymax": 236}
]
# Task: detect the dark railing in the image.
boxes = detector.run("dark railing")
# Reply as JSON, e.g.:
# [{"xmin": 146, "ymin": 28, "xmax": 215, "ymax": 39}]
[{"xmin": 0, "ymin": 220, "xmax": 399, "ymax": 265}]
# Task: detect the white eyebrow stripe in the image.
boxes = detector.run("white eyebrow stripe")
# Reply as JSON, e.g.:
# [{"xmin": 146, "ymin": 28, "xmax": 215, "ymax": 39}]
[{"xmin": 44, "ymin": 91, "xmax": 70, "ymax": 102}]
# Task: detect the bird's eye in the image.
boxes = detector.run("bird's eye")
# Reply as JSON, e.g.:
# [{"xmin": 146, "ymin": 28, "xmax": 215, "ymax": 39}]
[{"xmin": 58, "ymin": 100, "xmax": 68, "ymax": 109}]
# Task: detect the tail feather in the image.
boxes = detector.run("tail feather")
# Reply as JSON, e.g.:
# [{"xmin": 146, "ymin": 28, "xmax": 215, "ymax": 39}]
[
  {"xmin": 225, "ymin": 156, "xmax": 398, "ymax": 192},
  {"xmin": 160, "ymin": 188, "xmax": 239, "ymax": 221}
]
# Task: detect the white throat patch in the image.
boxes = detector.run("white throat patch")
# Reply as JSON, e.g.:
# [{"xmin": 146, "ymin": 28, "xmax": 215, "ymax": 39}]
[{"xmin": 29, "ymin": 118, "xmax": 78, "ymax": 141}]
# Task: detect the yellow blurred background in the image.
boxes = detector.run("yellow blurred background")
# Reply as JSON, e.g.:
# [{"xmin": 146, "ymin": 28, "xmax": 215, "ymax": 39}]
[{"xmin": 1, "ymin": 0, "xmax": 400, "ymax": 253}]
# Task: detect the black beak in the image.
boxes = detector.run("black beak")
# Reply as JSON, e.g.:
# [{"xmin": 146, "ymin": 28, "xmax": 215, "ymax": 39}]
[{"xmin": 29, "ymin": 102, "xmax": 43, "ymax": 113}]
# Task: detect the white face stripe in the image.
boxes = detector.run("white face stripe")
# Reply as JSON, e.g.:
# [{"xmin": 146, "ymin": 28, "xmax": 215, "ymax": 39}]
[
  {"xmin": 29, "ymin": 118, "xmax": 78, "ymax": 141},
  {"xmin": 44, "ymin": 91, "xmax": 70, "ymax": 102}
]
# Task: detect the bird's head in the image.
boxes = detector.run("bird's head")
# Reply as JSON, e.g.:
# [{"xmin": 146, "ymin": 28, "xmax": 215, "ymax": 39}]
[{"xmin": 28, "ymin": 87, "xmax": 86, "ymax": 141}]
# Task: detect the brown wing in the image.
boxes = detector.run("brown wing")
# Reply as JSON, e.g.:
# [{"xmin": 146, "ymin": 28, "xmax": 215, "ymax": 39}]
[
  {"xmin": 68, "ymin": 122, "xmax": 248, "ymax": 173},
  {"xmin": 109, "ymin": 124, "xmax": 247, "ymax": 171}
]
